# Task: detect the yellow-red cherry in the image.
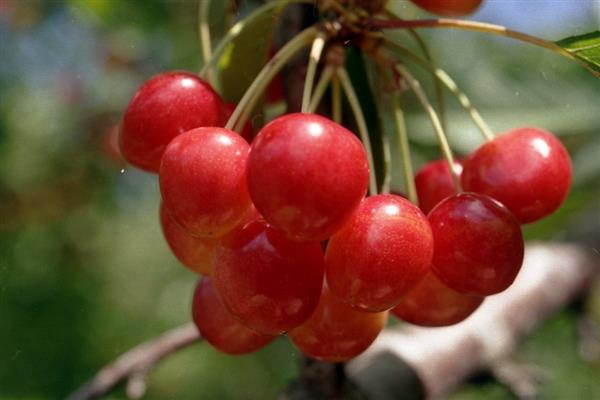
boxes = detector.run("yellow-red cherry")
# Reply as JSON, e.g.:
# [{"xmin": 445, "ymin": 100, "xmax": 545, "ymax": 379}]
[
  {"xmin": 159, "ymin": 127, "xmax": 251, "ymax": 238},
  {"xmin": 120, "ymin": 71, "xmax": 223, "ymax": 172},
  {"xmin": 391, "ymin": 272, "xmax": 484, "ymax": 327},
  {"xmin": 410, "ymin": 0, "xmax": 483, "ymax": 16},
  {"xmin": 325, "ymin": 194, "xmax": 433, "ymax": 312},
  {"xmin": 428, "ymin": 193, "xmax": 524, "ymax": 296},
  {"xmin": 247, "ymin": 113, "xmax": 369, "ymax": 242},
  {"xmin": 213, "ymin": 219, "xmax": 325, "ymax": 335},
  {"xmin": 288, "ymin": 287, "xmax": 387, "ymax": 362},
  {"xmin": 461, "ymin": 127, "xmax": 572, "ymax": 224},
  {"xmin": 192, "ymin": 277, "xmax": 276, "ymax": 355}
]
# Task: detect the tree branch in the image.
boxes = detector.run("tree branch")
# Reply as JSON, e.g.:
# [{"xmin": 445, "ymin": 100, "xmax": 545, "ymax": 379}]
[
  {"xmin": 348, "ymin": 242, "xmax": 599, "ymax": 399},
  {"xmin": 67, "ymin": 323, "xmax": 201, "ymax": 400}
]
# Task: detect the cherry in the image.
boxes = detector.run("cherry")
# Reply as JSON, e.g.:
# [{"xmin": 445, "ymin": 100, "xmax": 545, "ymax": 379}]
[
  {"xmin": 213, "ymin": 219, "xmax": 325, "ymax": 335},
  {"xmin": 247, "ymin": 113, "xmax": 369, "ymax": 242},
  {"xmin": 391, "ymin": 272, "xmax": 483, "ymax": 327},
  {"xmin": 410, "ymin": 0, "xmax": 483, "ymax": 16},
  {"xmin": 461, "ymin": 127, "xmax": 572, "ymax": 224},
  {"xmin": 222, "ymin": 102, "xmax": 254, "ymax": 143},
  {"xmin": 192, "ymin": 277, "xmax": 276, "ymax": 355},
  {"xmin": 428, "ymin": 193, "xmax": 524, "ymax": 296},
  {"xmin": 159, "ymin": 203, "xmax": 217, "ymax": 275},
  {"xmin": 415, "ymin": 159, "xmax": 462, "ymax": 214},
  {"xmin": 120, "ymin": 71, "xmax": 223, "ymax": 172},
  {"xmin": 159, "ymin": 127, "xmax": 251, "ymax": 238},
  {"xmin": 288, "ymin": 287, "xmax": 387, "ymax": 362},
  {"xmin": 325, "ymin": 194, "xmax": 433, "ymax": 312}
]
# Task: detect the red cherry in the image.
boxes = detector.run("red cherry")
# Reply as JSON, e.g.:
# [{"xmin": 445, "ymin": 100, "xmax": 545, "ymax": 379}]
[
  {"xmin": 429, "ymin": 193, "xmax": 524, "ymax": 296},
  {"xmin": 213, "ymin": 219, "xmax": 325, "ymax": 335},
  {"xmin": 415, "ymin": 159, "xmax": 462, "ymax": 214},
  {"xmin": 461, "ymin": 127, "xmax": 572, "ymax": 224},
  {"xmin": 247, "ymin": 113, "xmax": 369, "ymax": 242},
  {"xmin": 325, "ymin": 194, "xmax": 433, "ymax": 312},
  {"xmin": 410, "ymin": 0, "xmax": 482, "ymax": 16},
  {"xmin": 159, "ymin": 203, "xmax": 216, "ymax": 275},
  {"xmin": 288, "ymin": 287, "xmax": 387, "ymax": 362},
  {"xmin": 391, "ymin": 272, "xmax": 483, "ymax": 327},
  {"xmin": 159, "ymin": 127, "xmax": 251, "ymax": 238},
  {"xmin": 222, "ymin": 102, "xmax": 254, "ymax": 143},
  {"xmin": 120, "ymin": 71, "xmax": 223, "ymax": 172},
  {"xmin": 192, "ymin": 277, "xmax": 276, "ymax": 355}
]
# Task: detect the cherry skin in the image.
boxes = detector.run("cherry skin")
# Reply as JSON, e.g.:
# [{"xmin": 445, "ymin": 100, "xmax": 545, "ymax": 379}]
[
  {"xmin": 288, "ymin": 287, "xmax": 388, "ymax": 362},
  {"xmin": 192, "ymin": 277, "xmax": 276, "ymax": 355},
  {"xmin": 221, "ymin": 102, "xmax": 254, "ymax": 143},
  {"xmin": 159, "ymin": 127, "xmax": 251, "ymax": 238},
  {"xmin": 325, "ymin": 194, "xmax": 433, "ymax": 312},
  {"xmin": 213, "ymin": 219, "xmax": 325, "ymax": 335},
  {"xmin": 120, "ymin": 71, "xmax": 223, "ymax": 172},
  {"xmin": 410, "ymin": 0, "xmax": 482, "ymax": 16},
  {"xmin": 247, "ymin": 113, "xmax": 369, "ymax": 242},
  {"xmin": 461, "ymin": 127, "xmax": 572, "ymax": 224},
  {"xmin": 391, "ymin": 272, "xmax": 484, "ymax": 327},
  {"xmin": 415, "ymin": 159, "xmax": 462, "ymax": 215},
  {"xmin": 428, "ymin": 192, "xmax": 524, "ymax": 296},
  {"xmin": 159, "ymin": 203, "xmax": 217, "ymax": 275}
]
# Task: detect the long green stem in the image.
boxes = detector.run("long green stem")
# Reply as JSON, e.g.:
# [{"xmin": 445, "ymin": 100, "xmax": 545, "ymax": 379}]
[
  {"xmin": 225, "ymin": 26, "xmax": 318, "ymax": 132},
  {"xmin": 331, "ymin": 75, "xmax": 342, "ymax": 123},
  {"xmin": 385, "ymin": 39, "xmax": 494, "ymax": 141},
  {"xmin": 308, "ymin": 65, "xmax": 334, "ymax": 113},
  {"xmin": 395, "ymin": 64, "xmax": 461, "ymax": 190},
  {"xmin": 302, "ymin": 32, "xmax": 327, "ymax": 113},
  {"xmin": 372, "ymin": 18, "xmax": 577, "ymax": 61},
  {"xmin": 392, "ymin": 95, "xmax": 417, "ymax": 204},
  {"xmin": 198, "ymin": 0, "xmax": 214, "ymax": 85},
  {"xmin": 381, "ymin": 128, "xmax": 392, "ymax": 195},
  {"xmin": 336, "ymin": 67, "xmax": 378, "ymax": 195},
  {"xmin": 406, "ymin": 28, "xmax": 446, "ymax": 130},
  {"xmin": 199, "ymin": 0, "xmax": 312, "ymax": 78}
]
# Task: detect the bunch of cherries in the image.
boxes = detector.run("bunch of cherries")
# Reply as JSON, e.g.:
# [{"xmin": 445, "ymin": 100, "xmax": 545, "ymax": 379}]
[{"xmin": 118, "ymin": 0, "xmax": 573, "ymax": 362}]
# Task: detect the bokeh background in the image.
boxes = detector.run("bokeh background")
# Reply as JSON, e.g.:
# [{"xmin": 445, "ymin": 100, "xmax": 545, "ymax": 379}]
[{"xmin": 1, "ymin": 1, "xmax": 599, "ymax": 399}]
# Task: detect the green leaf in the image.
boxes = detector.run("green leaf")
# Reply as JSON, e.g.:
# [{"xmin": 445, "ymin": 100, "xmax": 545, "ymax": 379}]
[
  {"xmin": 556, "ymin": 31, "xmax": 600, "ymax": 77},
  {"xmin": 217, "ymin": 2, "xmax": 288, "ymax": 103}
]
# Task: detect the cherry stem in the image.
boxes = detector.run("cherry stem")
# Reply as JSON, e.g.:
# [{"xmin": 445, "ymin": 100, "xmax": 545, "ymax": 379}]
[
  {"xmin": 331, "ymin": 74, "xmax": 342, "ymax": 123},
  {"xmin": 405, "ymin": 28, "xmax": 446, "ymax": 130},
  {"xmin": 198, "ymin": 0, "xmax": 214, "ymax": 86},
  {"xmin": 395, "ymin": 64, "xmax": 461, "ymax": 191},
  {"xmin": 302, "ymin": 32, "xmax": 328, "ymax": 113},
  {"xmin": 199, "ymin": 0, "xmax": 312, "ymax": 79},
  {"xmin": 370, "ymin": 18, "xmax": 577, "ymax": 63},
  {"xmin": 308, "ymin": 65, "xmax": 335, "ymax": 113},
  {"xmin": 380, "ymin": 126, "xmax": 392, "ymax": 195},
  {"xmin": 336, "ymin": 67, "xmax": 378, "ymax": 195},
  {"xmin": 392, "ymin": 95, "xmax": 417, "ymax": 204},
  {"xmin": 225, "ymin": 26, "xmax": 319, "ymax": 132},
  {"xmin": 384, "ymin": 38, "xmax": 495, "ymax": 141}
]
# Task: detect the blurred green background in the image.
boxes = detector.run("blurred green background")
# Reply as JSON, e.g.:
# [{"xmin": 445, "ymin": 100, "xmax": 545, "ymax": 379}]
[{"xmin": 0, "ymin": 1, "xmax": 599, "ymax": 399}]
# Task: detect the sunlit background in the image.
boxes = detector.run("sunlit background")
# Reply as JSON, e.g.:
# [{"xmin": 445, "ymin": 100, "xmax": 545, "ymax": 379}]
[{"xmin": 1, "ymin": 1, "xmax": 599, "ymax": 399}]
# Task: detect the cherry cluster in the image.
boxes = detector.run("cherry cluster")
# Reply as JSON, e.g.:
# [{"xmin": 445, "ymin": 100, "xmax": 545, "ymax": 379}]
[{"xmin": 117, "ymin": 0, "xmax": 573, "ymax": 363}]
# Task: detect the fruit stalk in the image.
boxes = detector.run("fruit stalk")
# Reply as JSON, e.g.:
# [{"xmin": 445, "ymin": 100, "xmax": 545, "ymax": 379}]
[
  {"xmin": 384, "ymin": 38, "xmax": 494, "ymax": 141},
  {"xmin": 308, "ymin": 65, "xmax": 335, "ymax": 113},
  {"xmin": 394, "ymin": 64, "xmax": 461, "ymax": 190},
  {"xmin": 392, "ymin": 95, "xmax": 418, "ymax": 204},
  {"xmin": 336, "ymin": 67, "xmax": 378, "ymax": 195},
  {"xmin": 225, "ymin": 26, "xmax": 318, "ymax": 132},
  {"xmin": 302, "ymin": 32, "xmax": 328, "ymax": 113},
  {"xmin": 198, "ymin": 0, "xmax": 214, "ymax": 86}
]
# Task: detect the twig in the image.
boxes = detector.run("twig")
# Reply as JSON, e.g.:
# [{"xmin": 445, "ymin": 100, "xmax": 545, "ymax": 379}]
[
  {"xmin": 348, "ymin": 242, "xmax": 598, "ymax": 399},
  {"xmin": 67, "ymin": 323, "xmax": 201, "ymax": 400}
]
